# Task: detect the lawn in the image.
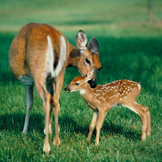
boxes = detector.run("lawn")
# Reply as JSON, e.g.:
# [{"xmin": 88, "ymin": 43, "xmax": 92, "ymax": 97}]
[{"xmin": 0, "ymin": 0, "xmax": 162, "ymax": 161}]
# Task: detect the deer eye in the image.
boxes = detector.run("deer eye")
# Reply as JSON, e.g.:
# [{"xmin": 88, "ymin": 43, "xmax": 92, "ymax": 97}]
[
  {"xmin": 74, "ymin": 82, "xmax": 79, "ymax": 86},
  {"xmin": 85, "ymin": 58, "xmax": 91, "ymax": 65}
]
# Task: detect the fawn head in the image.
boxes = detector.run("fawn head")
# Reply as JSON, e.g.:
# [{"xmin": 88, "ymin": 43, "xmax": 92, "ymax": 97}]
[
  {"xmin": 75, "ymin": 30, "xmax": 101, "ymax": 88},
  {"xmin": 65, "ymin": 67, "xmax": 95, "ymax": 93}
]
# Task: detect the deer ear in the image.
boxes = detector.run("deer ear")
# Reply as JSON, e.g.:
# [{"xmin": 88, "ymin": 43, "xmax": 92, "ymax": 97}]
[
  {"xmin": 87, "ymin": 37, "xmax": 99, "ymax": 55},
  {"xmin": 75, "ymin": 30, "xmax": 88, "ymax": 49}
]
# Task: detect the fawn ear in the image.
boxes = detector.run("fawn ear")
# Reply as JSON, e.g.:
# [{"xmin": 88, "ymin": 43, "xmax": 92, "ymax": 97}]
[
  {"xmin": 86, "ymin": 67, "xmax": 96, "ymax": 81},
  {"xmin": 75, "ymin": 30, "xmax": 88, "ymax": 49},
  {"xmin": 87, "ymin": 37, "xmax": 99, "ymax": 55}
]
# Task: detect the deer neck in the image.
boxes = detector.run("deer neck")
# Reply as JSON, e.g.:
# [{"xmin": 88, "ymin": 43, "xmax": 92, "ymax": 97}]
[
  {"xmin": 66, "ymin": 43, "xmax": 80, "ymax": 67},
  {"xmin": 79, "ymin": 83, "xmax": 94, "ymax": 103}
]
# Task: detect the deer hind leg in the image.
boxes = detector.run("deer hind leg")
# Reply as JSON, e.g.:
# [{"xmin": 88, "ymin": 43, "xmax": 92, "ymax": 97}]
[
  {"xmin": 22, "ymin": 86, "xmax": 33, "ymax": 135},
  {"xmin": 95, "ymin": 110, "xmax": 107, "ymax": 145},
  {"xmin": 52, "ymin": 72, "xmax": 65, "ymax": 146},
  {"xmin": 146, "ymin": 107, "xmax": 151, "ymax": 136},
  {"xmin": 119, "ymin": 99, "xmax": 150, "ymax": 140},
  {"xmin": 35, "ymin": 81, "xmax": 51, "ymax": 154},
  {"xmin": 45, "ymin": 80, "xmax": 55, "ymax": 135},
  {"xmin": 87, "ymin": 111, "xmax": 99, "ymax": 143}
]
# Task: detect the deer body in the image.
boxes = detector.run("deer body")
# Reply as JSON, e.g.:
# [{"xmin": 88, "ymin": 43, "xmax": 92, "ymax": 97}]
[
  {"xmin": 9, "ymin": 23, "xmax": 101, "ymax": 154},
  {"xmin": 65, "ymin": 70, "xmax": 151, "ymax": 145}
]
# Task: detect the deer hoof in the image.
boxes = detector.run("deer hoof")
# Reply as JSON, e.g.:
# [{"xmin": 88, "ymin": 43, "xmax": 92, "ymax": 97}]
[{"xmin": 53, "ymin": 137, "xmax": 60, "ymax": 146}]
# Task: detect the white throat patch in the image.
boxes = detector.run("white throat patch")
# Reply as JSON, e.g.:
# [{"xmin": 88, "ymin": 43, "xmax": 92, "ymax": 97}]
[{"xmin": 80, "ymin": 89, "xmax": 85, "ymax": 95}]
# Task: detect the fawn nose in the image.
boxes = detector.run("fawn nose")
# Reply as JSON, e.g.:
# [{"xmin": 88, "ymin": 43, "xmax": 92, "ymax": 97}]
[{"xmin": 65, "ymin": 86, "xmax": 70, "ymax": 92}]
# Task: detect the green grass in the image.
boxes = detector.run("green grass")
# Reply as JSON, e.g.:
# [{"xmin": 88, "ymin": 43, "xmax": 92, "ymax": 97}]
[{"xmin": 0, "ymin": 0, "xmax": 162, "ymax": 161}]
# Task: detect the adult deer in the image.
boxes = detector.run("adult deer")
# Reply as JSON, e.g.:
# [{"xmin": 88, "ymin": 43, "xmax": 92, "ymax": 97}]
[
  {"xmin": 9, "ymin": 23, "xmax": 101, "ymax": 154},
  {"xmin": 65, "ymin": 68, "xmax": 151, "ymax": 145}
]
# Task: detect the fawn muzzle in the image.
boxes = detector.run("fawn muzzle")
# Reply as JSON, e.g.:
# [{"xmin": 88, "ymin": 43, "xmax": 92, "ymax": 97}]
[{"xmin": 65, "ymin": 86, "xmax": 70, "ymax": 92}]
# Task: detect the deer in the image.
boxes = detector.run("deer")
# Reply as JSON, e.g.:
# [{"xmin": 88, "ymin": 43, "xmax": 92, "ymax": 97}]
[
  {"xmin": 65, "ymin": 67, "xmax": 151, "ymax": 145},
  {"xmin": 9, "ymin": 23, "xmax": 101, "ymax": 154}
]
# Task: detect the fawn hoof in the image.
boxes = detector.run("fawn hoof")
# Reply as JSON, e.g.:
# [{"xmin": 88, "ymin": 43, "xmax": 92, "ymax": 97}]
[{"xmin": 53, "ymin": 137, "xmax": 60, "ymax": 146}]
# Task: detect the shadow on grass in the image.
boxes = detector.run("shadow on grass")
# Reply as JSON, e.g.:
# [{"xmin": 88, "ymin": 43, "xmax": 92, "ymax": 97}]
[
  {"xmin": 0, "ymin": 113, "xmax": 44, "ymax": 134},
  {"xmin": 0, "ymin": 112, "xmax": 141, "ymax": 141}
]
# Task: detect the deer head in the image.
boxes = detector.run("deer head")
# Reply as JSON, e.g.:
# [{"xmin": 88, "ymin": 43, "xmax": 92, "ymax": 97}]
[{"xmin": 75, "ymin": 30, "xmax": 101, "ymax": 88}]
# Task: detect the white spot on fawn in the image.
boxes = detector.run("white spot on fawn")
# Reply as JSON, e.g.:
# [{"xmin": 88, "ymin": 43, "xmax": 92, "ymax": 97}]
[{"xmin": 137, "ymin": 83, "xmax": 141, "ymax": 91}]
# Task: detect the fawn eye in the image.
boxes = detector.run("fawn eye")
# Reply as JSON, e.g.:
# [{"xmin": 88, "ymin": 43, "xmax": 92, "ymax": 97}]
[
  {"xmin": 85, "ymin": 58, "xmax": 91, "ymax": 65},
  {"xmin": 74, "ymin": 82, "xmax": 79, "ymax": 86}
]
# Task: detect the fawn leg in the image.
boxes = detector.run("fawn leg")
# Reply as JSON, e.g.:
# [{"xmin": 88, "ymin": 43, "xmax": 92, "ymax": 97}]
[
  {"xmin": 95, "ymin": 110, "xmax": 107, "ymax": 145},
  {"xmin": 120, "ymin": 99, "xmax": 149, "ymax": 140},
  {"xmin": 87, "ymin": 111, "xmax": 99, "ymax": 142}
]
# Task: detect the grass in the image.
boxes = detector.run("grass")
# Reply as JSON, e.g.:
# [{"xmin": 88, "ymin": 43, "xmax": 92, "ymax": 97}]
[{"xmin": 0, "ymin": 0, "xmax": 162, "ymax": 161}]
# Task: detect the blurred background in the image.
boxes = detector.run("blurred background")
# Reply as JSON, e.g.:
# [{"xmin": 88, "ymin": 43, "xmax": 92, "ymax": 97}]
[{"xmin": 0, "ymin": 0, "xmax": 162, "ymax": 34}]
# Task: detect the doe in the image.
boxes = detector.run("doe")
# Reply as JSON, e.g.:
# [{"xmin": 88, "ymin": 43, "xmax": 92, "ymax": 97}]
[
  {"xmin": 9, "ymin": 23, "xmax": 101, "ymax": 154},
  {"xmin": 65, "ymin": 68, "xmax": 151, "ymax": 145}
]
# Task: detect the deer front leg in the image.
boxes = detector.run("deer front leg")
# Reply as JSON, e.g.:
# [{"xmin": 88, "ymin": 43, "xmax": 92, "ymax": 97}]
[
  {"xmin": 95, "ymin": 110, "xmax": 107, "ymax": 145},
  {"xmin": 87, "ymin": 111, "xmax": 99, "ymax": 143},
  {"xmin": 22, "ymin": 86, "xmax": 33, "ymax": 135}
]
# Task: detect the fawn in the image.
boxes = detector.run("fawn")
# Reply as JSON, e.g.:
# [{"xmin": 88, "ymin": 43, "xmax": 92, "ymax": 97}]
[{"xmin": 65, "ymin": 68, "xmax": 151, "ymax": 145}]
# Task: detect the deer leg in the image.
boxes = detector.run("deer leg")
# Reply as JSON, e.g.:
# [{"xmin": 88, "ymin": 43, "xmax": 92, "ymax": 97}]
[
  {"xmin": 87, "ymin": 111, "xmax": 99, "ymax": 143},
  {"xmin": 120, "ymin": 99, "xmax": 150, "ymax": 140},
  {"xmin": 35, "ymin": 81, "xmax": 51, "ymax": 154},
  {"xmin": 46, "ymin": 80, "xmax": 55, "ymax": 135},
  {"xmin": 146, "ymin": 108, "xmax": 151, "ymax": 136},
  {"xmin": 95, "ymin": 110, "xmax": 107, "ymax": 145},
  {"xmin": 22, "ymin": 86, "xmax": 33, "ymax": 135},
  {"xmin": 139, "ymin": 105, "xmax": 151, "ymax": 137},
  {"xmin": 52, "ymin": 72, "xmax": 65, "ymax": 146}
]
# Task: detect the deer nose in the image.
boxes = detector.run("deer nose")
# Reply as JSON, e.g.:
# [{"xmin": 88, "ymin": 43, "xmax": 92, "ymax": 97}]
[
  {"xmin": 88, "ymin": 79, "xmax": 97, "ymax": 88},
  {"xmin": 65, "ymin": 86, "xmax": 70, "ymax": 92}
]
